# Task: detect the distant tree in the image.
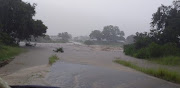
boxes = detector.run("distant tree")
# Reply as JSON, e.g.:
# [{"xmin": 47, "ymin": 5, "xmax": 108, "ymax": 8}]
[
  {"xmin": 126, "ymin": 35, "xmax": 135, "ymax": 44},
  {"xmin": 150, "ymin": 0, "xmax": 180, "ymax": 45},
  {"xmin": 58, "ymin": 32, "xmax": 72, "ymax": 42},
  {"xmin": 89, "ymin": 30, "xmax": 102, "ymax": 41},
  {"xmin": 102, "ymin": 25, "xmax": 125, "ymax": 42}
]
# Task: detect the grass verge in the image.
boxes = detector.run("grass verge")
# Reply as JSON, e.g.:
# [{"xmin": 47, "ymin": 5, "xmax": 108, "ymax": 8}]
[
  {"xmin": 150, "ymin": 56, "xmax": 180, "ymax": 66},
  {"xmin": 49, "ymin": 55, "xmax": 60, "ymax": 65},
  {"xmin": 114, "ymin": 59, "xmax": 180, "ymax": 84},
  {"xmin": 0, "ymin": 45, "xmax": 24, "ymax": 61}
]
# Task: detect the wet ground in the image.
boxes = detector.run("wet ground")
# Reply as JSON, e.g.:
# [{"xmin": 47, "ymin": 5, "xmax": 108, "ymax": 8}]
[{"xmin": 0, "ymin": 43, "xmax": 180, "ymax": 88}]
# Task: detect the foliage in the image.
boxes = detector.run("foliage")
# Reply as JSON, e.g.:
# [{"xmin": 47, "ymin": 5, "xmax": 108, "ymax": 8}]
[
  {"xmin": 124, "ymin": 1, "xmax": 180, "ymax": 60},
  {"xmin": 0, "ymin": 32, "xmax": 16, "ymax": 46},
  {"xmin": 0, "ymin": 0, "xmax": 47, "ymax": 45},
  {"xmin": 124, "ymin": 42, "xmax": 180, "ymax": 59},
  {"xmin": 150, "ymin": 56, "xmax": 180, "ymax": 66},
  {"xmin": 49, "ymin": 55, "xmax": 59, "ymax": 65},
  {"xmin": 89, "ymin": 25, "xmax": 125, "ymax": 42},
  {"xmin": 150, "ymin": 1, "xmax": 180, "ymax": 45},
  {"xmin": 134, "ymin": 32, "xmax": 153, "ymax": 49},
  {"xmin": 84, "ymin": 40, "xmax": 94, "ymax": 45},
  {"xmin": 123, "ymin": 44, "xmax": 136, "ymax": 56},
  {"xmin": 53, "ymin": 47, "xmax": 64, "ymax": 53},
  {"xmin": 90, "ymin": 30, "xmax": 102, "ymax": 41},
  {"xmin": 31, "ymin": 35, "xmax": 52, "ymax": 43},
  {"xmin": 102, "ymin": 25, "xmax": 125, "ymax": 42},
  {"xmin": 126, "ymin": 35, "xmax": 135, "ymax": 44},
  {"xmin": 58, "ymin": 32, "xmax": 72, "ymax": 43},
  {"xmin": 0, "ymin": 45, "xmax": 24, "ymax": 61},
  {"xmin": 114, "ymin": 59, "xmax": 180, "ymax": 84}
]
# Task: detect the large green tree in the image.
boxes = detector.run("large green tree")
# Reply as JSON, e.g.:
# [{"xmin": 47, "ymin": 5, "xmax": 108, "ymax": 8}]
[
  {"xmin": 150, "ymin": 0, "xmax": 180, "ymax": 45},
  {"xmin": 0, "ymin": 0, "xmax": 47, "ymax": 44}
]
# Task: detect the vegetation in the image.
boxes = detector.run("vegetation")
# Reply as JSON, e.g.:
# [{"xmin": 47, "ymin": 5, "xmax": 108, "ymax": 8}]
[
  {"xmin": 0, "ymin": 45, "xmax": 24, "ymax": 61},
  {"xmin": 0, "ymin": 0, "xmax": 47, "ymax": 45},
  {"xmin": 124, "ymin": 42, "xmax": 180, "ymax": 59},
  {"xmin": 125, "ymin": 35, "xmax": 135, "ymax": 44},
  {"xmin": 58, "ymin": 32, "xmax": 72, "ymax": 43},
  {"xmin": 150, "ymin": 56, "xmax": 180, "ymax": 66},
  {"xmin": 49, "ymin": 55, "xmax": 60, "ymax": 65},
  {"xmin": 114, "ymin": 59, "xmax": 180, "ymax": 84},
  {"xmin": 123, "ymin": 1, "xmax": 180, "ymax": 66},
  {"xmin": 86, "ymin": 25, "xmax": 125, "ymax": 45},
  {"xmin": 53, "ymin": 47, "xmax": 64, "ymax": 53}
]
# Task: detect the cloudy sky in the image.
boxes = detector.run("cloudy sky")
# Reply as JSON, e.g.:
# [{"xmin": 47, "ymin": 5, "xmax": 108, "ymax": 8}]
[{"xmin": 22, "ymin": 0, "xmax": 172, "ymax": 37}]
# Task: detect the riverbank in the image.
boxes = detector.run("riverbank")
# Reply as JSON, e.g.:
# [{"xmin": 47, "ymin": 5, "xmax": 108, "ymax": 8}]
[{"xmin": 0, "ymin": 45, "xmax": 24, "ymax": 68}]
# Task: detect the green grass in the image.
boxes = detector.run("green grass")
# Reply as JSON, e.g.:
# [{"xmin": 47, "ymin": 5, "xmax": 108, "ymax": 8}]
[
  {"xmin": 0, "ymin": 45, "xmax": 24, "ymax": 61},
  {"xmin": 49, "ymin": 55, "xmax": 60, "ymax": 65},
  {"xmin": 114, "ymin": 59, "xmax": 180, "ymax": 84},
  {"xmin": 150, "ymin": 56, "xmax": 180, "ymax": 66}
]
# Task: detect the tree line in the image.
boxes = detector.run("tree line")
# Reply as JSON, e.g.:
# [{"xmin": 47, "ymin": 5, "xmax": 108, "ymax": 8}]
[
  {"xmin": 89, "ymin": 25, "xmax": 125, "ymax": 42},
  {"xmin": 0, "ymin": 0, "xmax": 47, "ymax": 46},
  {"xmin": 124, "ymin": 0, "xmax": 180, "ymax": 59}
]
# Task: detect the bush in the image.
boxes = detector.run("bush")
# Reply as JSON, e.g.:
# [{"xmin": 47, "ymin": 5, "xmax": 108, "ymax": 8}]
[
  {"xmin": 84, "ymin": 40, "xmax": 94, "ymax": 45},
  {"xmin": 0, "ymin": 45, "xmax": 23, "ymax": 61},
  {"xmin": 49, "ymin": 55, "xmax": 59, "ymax": 65},
  {"xmin": 123, "ymin": 42, "xmax": 180, "ymax": 59},
  {"xmin": 134, "ymin": 48, "xmax": 150, "ymax": 58},
  {"xmin": 0, "ymin": 32, "xmax": 16, "ymax": 46},
  {"xmin": 123, "ymin": 44, "xmax": 136, "ymax": 56},
  {"xmin": 161, "ymin": 43, "xmax": 179, "ymax": 56},
  {"xmin": 147, "ymin": 42, "xmax": 162, "ymax": 57}
]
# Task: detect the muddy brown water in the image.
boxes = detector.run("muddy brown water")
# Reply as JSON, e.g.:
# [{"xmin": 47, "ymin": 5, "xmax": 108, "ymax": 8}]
[{"xmin": 0, "ymin": 43, "xmax": 180, "ymax": 88}]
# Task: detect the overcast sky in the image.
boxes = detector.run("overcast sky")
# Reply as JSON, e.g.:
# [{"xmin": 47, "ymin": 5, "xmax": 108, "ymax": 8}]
[{"xmin": 22, "ymin": 0, "xmax": 172, "ymax": 37}]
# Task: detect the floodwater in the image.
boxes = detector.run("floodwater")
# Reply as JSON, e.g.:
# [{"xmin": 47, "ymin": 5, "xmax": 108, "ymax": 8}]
[
  {"xmin": 45, "ymin": 43, "xmax": 180, "ymax": 88},
  {"xmin": 47, "ymin": 62, "xmax": 179, "ymax": 88},
  {"xmin": 1, "ymin": 43, "xmax": 180, "ymax": 88}
]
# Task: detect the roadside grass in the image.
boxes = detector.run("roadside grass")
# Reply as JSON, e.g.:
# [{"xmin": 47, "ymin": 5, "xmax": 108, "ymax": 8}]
[
  {"xmin": 149, "ymin": 56, "xmax": 180, "ymax": 66},
  {"xmin": 114, "ymin": 59, "xmax": 180, "ymax": 84},
  {"xmin": 0, "ymin": 45, "xmax": 24, "ymax": 61},
  {"xmin": 49, "ymin": 55, "xmax": 60, "ymax": 65}
]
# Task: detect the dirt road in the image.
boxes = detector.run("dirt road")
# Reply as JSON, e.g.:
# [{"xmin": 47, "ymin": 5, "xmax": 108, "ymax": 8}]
[{"xmin": 0, "ymin": 43, "xmax": 180, "ymax": 88}]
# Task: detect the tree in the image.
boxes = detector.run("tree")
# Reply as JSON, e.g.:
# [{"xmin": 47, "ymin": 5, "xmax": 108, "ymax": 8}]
[
  {"xmin": 102, "ymin": 25, "xmax": 125, "ymax": 42},
  {"xmin": 151, "ymin": 0, "xmax": 180, "ymax": 45},
  {"xmin": 0, "ymin": 0, "xmax": 47, "ymax": 44},
  {"xmin": 58, "ymin": 32, "xmax": 72, "ymax": 42},
  {"xmin": 89, "ymin": 30, "xmax": 102, "ymax": 41},
  {"xmin": 126, "ymin": 35, "xmax": 135, "ymax": 44}
]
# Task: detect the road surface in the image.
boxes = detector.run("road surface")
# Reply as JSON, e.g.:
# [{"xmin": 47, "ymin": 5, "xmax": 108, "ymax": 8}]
[{"xmin": 0, "ymin": 43, "xmax": 180, "ymax": 88}]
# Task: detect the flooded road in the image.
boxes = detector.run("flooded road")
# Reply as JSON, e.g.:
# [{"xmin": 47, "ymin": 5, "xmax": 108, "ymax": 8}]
[
  {"xmin": 1, "ymin": 43, "xmax": 180, "ymax": 88},
  {"xmin": 46, "ymin": 43, "xmax": 180, "ymax": 88},
  {"xmin": 47, "ymin": 62, "xmax": 179, "ymax": 88}
]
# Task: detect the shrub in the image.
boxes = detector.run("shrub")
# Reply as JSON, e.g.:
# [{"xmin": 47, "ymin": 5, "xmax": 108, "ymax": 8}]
[
  {"xmin": 0, "ymin": 32, "xmax": 16, "ymax": 46},
  {"xmin": 134, "ymin": 48, "xmax": 150, "ymax": 58},
  {"xmin": 49, "ymin": 55, "xmax": 59, "ymax": 65},
  {"xmin": 123, "ymin": 44, "xmax": 136, "ymax": 56},
  {"xmin": 84, "ymin": 40, "xmax": 94, "ymax": 45},
  {"xmin": 147, "ymin": 42, "xmax": 162, "ymax": 57},
  {"xmin": 161, "ymin": 43, "xmax": 179, "ymax": 56}
]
